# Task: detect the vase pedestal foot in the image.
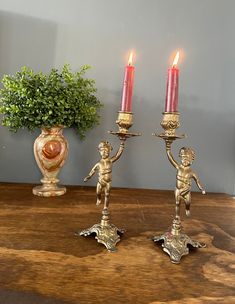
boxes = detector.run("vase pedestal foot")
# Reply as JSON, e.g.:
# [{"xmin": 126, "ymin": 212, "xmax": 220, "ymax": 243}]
[{"xmin": 33, "ymin": 180, "xmax": 66, "ymax": 197}]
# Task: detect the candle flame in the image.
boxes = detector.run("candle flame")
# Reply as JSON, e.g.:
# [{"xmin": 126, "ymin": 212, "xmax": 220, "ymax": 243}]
[
  {"xmin": 172, "ymin": 51, "xmax": 180, "ymax": 68},
  {"xmin": 128, "ymin": 52, "xmax": 133, "ymax": 66}
]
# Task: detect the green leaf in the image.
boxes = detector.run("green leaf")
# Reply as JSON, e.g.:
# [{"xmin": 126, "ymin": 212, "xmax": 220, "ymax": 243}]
[{"xmin": 0, "ymin": 64, "xmax": 103, "ymax": 138}]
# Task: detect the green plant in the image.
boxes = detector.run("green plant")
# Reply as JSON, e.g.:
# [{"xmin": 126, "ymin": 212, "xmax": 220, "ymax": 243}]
[{"xmin": 0, "ymin": 64, "xmax": 102, "ymax": 138}]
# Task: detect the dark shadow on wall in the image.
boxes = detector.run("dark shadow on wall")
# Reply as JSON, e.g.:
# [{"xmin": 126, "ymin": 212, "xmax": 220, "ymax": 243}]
[
  {"xmin": 0, "ymin": 10, "xmax": 57, "ymax": 74},
  {"xmin": 0, "ymin": 11, "xmax": 57, "ymax": 184}
]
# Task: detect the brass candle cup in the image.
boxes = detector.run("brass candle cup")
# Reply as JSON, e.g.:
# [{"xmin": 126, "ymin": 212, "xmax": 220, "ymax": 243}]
[
  {"xmin": 154, "ymin": 112, "xmax": 185, "ymax": 140},
  {"xmin": 109, "ymin": 111, "xmax": 141, "ymax": 140},
  {"xmin": 116, "ymin": 111, "xmax": 133, "ymax": 133}
]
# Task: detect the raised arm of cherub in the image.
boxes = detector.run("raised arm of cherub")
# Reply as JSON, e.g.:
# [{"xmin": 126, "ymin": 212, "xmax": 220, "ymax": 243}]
[
  {"xmin": 165, "ymin": 141, "xmax": 179, "ymax": 170},
  {"xmin": 192, "ymin": 172, "xmax": 206, "ymax": 194},
  {"xmin": 111, "ymin": 141, "xmax": 125, "ymax": 163},
  {"xmin": 84, "ymin": 163, "xmax": 99, "ymax": 182}
]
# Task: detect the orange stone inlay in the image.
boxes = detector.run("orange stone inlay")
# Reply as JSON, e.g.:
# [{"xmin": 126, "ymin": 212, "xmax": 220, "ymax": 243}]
[{"xmin": 42, "ymin": 140, "xmax": 62, "ymax": 159}]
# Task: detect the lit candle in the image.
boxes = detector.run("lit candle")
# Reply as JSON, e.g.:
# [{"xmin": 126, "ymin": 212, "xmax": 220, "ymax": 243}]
[
  {"xmin": 120, "ymin": 52, "xmax": 135, "ymax": 112},
  {"xmin": 165, "ymin": 51, "xmax": 180, "ymax": 112}
]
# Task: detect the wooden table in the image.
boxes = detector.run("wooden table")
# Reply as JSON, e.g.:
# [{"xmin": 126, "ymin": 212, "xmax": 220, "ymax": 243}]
[{"xmin": 0, "ymin": 183, "xmax": 234, "ymax": 304}]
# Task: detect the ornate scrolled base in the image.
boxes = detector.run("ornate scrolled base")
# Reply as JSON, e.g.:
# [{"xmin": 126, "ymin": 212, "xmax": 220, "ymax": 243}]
[
  {"xmin": 79, "ymin": 223, "xmax": 124, "ymax": 252},
  {"xmin": 152, "ymin": 231, "xmax": 206, "ymax": 264}
]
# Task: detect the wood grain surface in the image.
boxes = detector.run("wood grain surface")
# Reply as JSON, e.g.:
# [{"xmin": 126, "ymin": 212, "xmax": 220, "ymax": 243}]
[{"xmin": 0, "ymin": 183, "xmax": 234, "ymax": 304}]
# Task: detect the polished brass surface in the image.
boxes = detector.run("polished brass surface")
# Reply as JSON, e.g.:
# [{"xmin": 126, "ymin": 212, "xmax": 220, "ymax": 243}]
[
  {"xmin": 156, "ymin": 112, "xmax": 185, "ymax": 139},
  {"xmin": 116, "ymin": 111, "xmax": 133, "ymax": 133},
  {"xmin": 152, "ymin": 218, "xmax": 206, "ymax": 264},
  {"xmin": 109, "ymin": 111, "xmax": 141, "ymax": 140},
  {"xmin": 166, "ymin": 142, "xmax": 206, "ymax": 218},
  {"xmin": 79, "ymin": 111, "xmax": 140, "ymax": 251},
  {"xmin": 152, "ymin": 112, "xmax": 206, "ymax": 263},
  {"xmin": 79, "ymin": 209, "xmax": 124, "ymax": 252},
  {"xmin": 83, "ymin": 140, "xmax": 125, "ymax": 210}
]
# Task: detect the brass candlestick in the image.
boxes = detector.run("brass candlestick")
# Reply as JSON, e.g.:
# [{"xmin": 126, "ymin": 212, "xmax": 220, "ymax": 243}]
[
  {"xmin": 78, "ymin": 111, "xmax": 140, "ymax": 252},
  {"xmin": 152, "ymin": 112, "xmax": 206, "ymax": 263}
]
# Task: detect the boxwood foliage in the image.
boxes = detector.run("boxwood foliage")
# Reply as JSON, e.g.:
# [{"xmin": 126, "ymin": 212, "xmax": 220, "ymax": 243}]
[{"xmin": 0, "ymin": 64, "xmax": 102, "ymax": 138}]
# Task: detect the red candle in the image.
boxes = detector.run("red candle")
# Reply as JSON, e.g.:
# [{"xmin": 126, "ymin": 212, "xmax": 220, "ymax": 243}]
[
  {"xmin": 165, "ymin": 51, "xmax": 180, "ymax": 112},
  {"xmin": 120, "ymin": 52, "xmax": 135, "ymax": 112}
]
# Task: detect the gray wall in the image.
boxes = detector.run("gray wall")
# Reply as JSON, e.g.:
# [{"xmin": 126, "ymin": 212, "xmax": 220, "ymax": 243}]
[{"xmin": 0, "ymin": 0, "xmax": 234, "ymax": 194}]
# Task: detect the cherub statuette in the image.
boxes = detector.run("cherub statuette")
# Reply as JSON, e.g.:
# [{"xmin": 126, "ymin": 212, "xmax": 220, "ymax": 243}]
[
  {"xmin": 78, "ymin": 110, "xmax": 140, "ymax": 252},
  {"xmin": 84, "ymin": 140, "xmax": 125, "ymax": 210},
  {"xmin": 79, "ymin": 140, "xmax": 126, "ymax": 252},
  {"xmin": 166, "ymin": 141, "xmax": 206, "ymax": 218}
]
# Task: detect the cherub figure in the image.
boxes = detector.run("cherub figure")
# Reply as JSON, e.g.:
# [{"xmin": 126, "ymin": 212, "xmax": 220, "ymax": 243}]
[
  {"xmin": 84, "ymin": 141, "xmax": 125, "ymax": 210},
  {"xmin": 166, "ymin": 142, "xmax": 206, "ymax": 218}
]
